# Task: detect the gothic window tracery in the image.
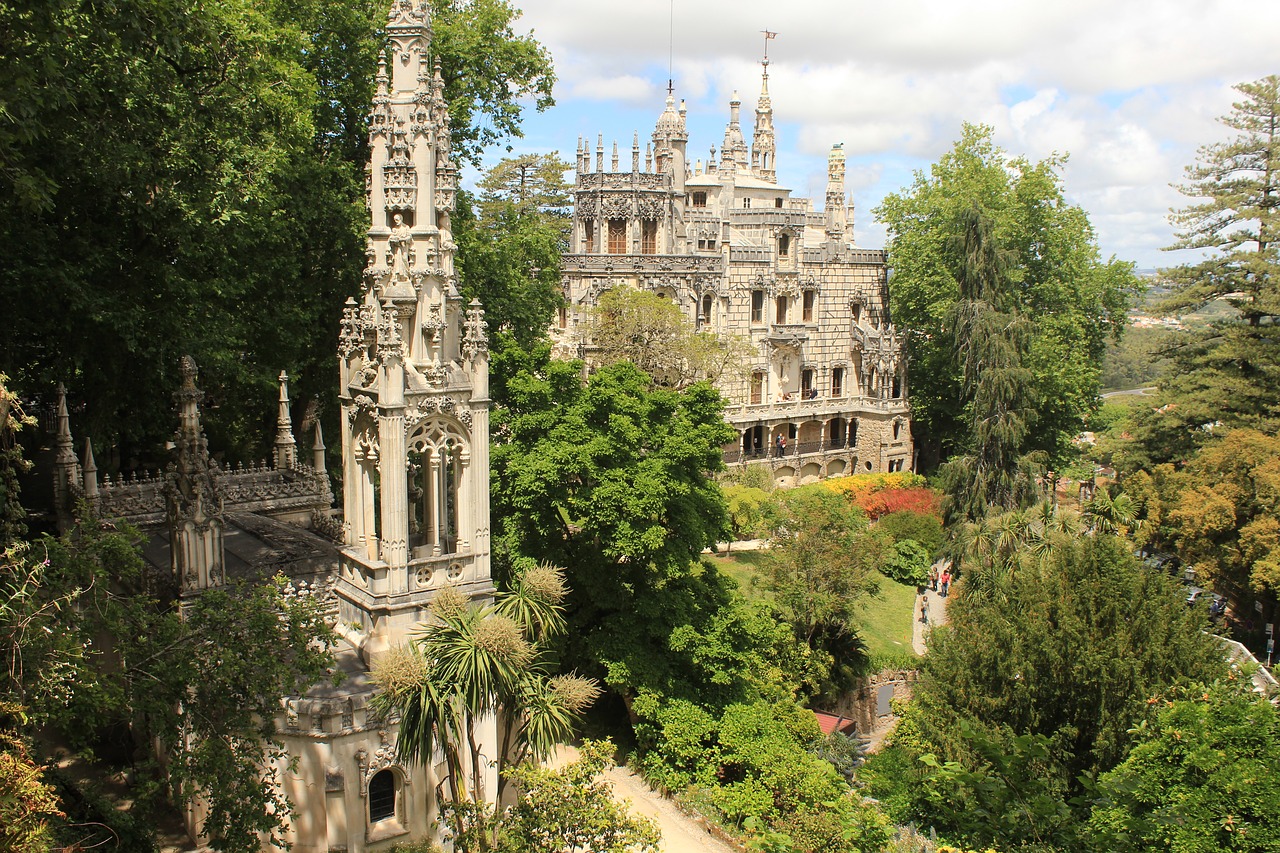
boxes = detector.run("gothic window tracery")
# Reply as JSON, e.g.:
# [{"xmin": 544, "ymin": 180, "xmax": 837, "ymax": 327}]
[{"xmin": 407, "ymin": 419, "xmax": 468, "ymax": 556}]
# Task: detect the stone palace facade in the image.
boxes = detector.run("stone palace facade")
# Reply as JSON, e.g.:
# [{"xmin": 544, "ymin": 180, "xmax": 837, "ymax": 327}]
[{"xmin": 554, "ymin": 62, "xmax": 914, "ymax": 484}]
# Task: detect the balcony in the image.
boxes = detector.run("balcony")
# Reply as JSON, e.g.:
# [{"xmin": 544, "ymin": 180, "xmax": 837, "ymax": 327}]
[
  {"xmin": 764, "ymin": 323, "xmax": 810, "ymax": 346},
  {"xmin": 722, "ymin": 395, "xmax": 909, "ymax": 423}
]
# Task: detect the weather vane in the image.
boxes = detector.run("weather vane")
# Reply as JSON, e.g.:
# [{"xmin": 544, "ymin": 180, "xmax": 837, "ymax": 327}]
[{"xmin": 762, "ymin": 30, "xmax": 777, "ymax": 61}]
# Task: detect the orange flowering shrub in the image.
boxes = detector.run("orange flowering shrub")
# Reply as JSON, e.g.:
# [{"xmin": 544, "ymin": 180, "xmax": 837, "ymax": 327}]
[{"xmin": 820, "ymin": 472, "xmax": 940, "ymax": 521}]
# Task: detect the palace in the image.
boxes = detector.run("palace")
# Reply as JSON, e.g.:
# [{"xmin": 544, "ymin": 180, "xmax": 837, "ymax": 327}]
[{"xmin": 555, "ymin": 62, "xmax": 914, "ymax": 483}]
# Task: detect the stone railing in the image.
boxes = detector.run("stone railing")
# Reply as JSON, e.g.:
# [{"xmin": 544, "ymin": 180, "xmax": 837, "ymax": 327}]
[
  {"xmin": 723, "ymin": 437, "xmax": 852, "ymax": 465},
  {"xmin": 561, "ymin": 253, "xmax": 724, "ymax": 275},
  {"xmin": 95, "ymin": 472, "xmax": 168, "ymax": 525},
  {"xmin": 576, "ymin": 171, "xmax": 667, "ymax": 191},
  {"xmin": 218, "ymin": 463, "xmax": 333, "ymax": 518},
  {"xmin": 95, "ymin": 461, "xmax": 332, "ymax": 527},
  {"xmin": 726, "ymin": 209, "xmax": 808, "ymax": 228}
]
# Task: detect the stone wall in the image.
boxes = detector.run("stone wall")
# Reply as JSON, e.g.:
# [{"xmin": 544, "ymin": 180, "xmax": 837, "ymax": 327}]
[{"xmin": 826, "ymin": 667, "xmax": 920, "ymax": 739}]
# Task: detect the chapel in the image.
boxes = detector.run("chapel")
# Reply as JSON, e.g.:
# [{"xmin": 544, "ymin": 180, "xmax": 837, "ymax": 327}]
[{"xmin": 50, "ymin": 1, "xmax": 496, "ymax": 849}]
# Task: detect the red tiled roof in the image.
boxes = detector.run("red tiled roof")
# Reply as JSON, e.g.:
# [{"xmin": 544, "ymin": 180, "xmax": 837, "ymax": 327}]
[{"xmin": 814, "ymin": 711, "xmax": 857, "ymax": 736}]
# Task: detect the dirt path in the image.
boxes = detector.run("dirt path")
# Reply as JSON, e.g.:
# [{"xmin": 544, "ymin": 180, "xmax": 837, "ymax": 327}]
[{"xmin": 554, "ymin": 746, "xmax": 739, "ymax": 853}]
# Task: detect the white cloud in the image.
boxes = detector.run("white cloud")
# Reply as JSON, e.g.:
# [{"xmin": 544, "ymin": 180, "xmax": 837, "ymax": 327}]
[{"xmin": 503, "ymin": 0, "xmax": 1280, "ymax": 267}]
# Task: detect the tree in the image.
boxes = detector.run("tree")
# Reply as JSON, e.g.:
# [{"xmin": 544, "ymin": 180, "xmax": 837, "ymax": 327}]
[
  {"xmin": 1141, "ymin": 76, "xmax": 1280, "ymax": 453},
  {"xmin": 476, "ymin": 152, "xmax": 573, "ymax": 227},
  {"xmin": 1165, "ymin": 76, "xmax": 1280, "ymax": 327},
  {"xmin": 489, "ymin": 349, "xmax": 784, "ymax": 708},
  {"xmin": 869, "ymin": 534, "xmax": 1228, "ymax": 851},
  {"xmin": 935, "ymin": 205, "xmax": 1044, "ymax": 524},
  {"xmin": 1089, "ymin": 679, "xmax": 1280, "ymax": 853},
  {"xmin": 0, "ymin": 702, "xmax": 62, "ymax": 853},
  {"xmin": 495, "ymin": 740, "xmax": 660, "ymax": 853},
  {"xmin": 875, "ymin": 124, "xmax": 1136, "ymax": 472},
  {"xmin": 4, "ymin": 521, "xmax": 336, "ymax": 852},
  {"xmin": 760, "ymin": 487, "xmax": 882, "ymax": 649},
  {"xmin": 455, "ymin": 154, "xmax": 573, "ymax": 347},
  {"xmin": 1159, "ymin": 428, "xmax": 1280, "ymax": 596},
  {"xmin": 429, "ymin": 0, "xmax": 555, "ymax": 168},
  {"xmin": 589, "ymin": 287, "xmax": 754, "ymax": 389}
]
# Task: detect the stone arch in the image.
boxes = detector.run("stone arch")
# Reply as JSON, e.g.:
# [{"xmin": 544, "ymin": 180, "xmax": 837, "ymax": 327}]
[
  {"xmin": 773, "ymin": 465, "xmax": 796, "ymax": 488},
  {"xmin": 826, "ymin": 458, "xmax": 847, "ymax": 477},
  {"xmin": 800, "ymin": 462, "xmax": 822, "ymax": 484}
]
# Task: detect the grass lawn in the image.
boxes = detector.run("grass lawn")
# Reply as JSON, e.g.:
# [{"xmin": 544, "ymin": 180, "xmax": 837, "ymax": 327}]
[
  {"xmin": 706, "ymin": 549, "xmax": 771, "ymax": 599},
  {"xmin": 706, "ymin": 550, "xmax": 920, "ymax": 663},
  {"xmin": 858, "ymin": 575, "xmax": 919, "ymax": 660}
]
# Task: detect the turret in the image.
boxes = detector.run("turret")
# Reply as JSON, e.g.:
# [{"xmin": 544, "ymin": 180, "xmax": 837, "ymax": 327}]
[
  {"xmin": 652, "ymin": 88, "xmax": 688, "ymax": 194},
  {"xmin": 720, "ymin": 91, "xmax": 749, "ymax": 174},
  {"xmin": 166, "ymin": 356, "xmax": 225, "ymax": 597},
  {"xmin": 52, "ymin": 384, "xmax": 79, "ymax": 532},
  {"xmin": 825, "ymin": 143, "xmax": 848, "ymax": 242},
  {"xmin": 274, "ymin": 370, "xmax": 297, "ymax": 470}
]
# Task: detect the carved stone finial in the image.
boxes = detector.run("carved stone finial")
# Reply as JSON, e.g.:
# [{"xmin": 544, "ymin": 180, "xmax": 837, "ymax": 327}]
[
  {"xmin": 82, "ymin": 437, "xmax": 98, "ymax": 499},
  {"xmin": 274, "ymin": 370, "xmax": 297, "ymax": 470},
  {"xmin": 312, "ymin": 420, "xmax": 326, "ymax": 474}
]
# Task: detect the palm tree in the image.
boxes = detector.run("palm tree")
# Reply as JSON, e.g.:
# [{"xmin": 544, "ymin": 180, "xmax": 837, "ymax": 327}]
[{"xmin": 371, "ymin": 564, "xmax": 599, "ymax": 852}]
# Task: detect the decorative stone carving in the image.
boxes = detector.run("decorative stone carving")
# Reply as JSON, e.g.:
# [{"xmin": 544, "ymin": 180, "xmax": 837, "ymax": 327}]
[
  {"xmin": 383, "ymin": 137, "xmax": 417, "ymax": 213},
  {"xmin": 600, "ymin": 194, "xmax": 632, "ymax": 218}
]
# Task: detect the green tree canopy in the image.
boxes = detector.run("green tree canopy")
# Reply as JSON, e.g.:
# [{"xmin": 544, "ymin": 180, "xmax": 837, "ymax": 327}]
[
  {"xmin": 0, "ymin": 0, "xmax": 555, "ymax": 464},
  {"xmin": 875, "ymin": 124, "xmax": 1136, "ymax": 472},
  {"xmin": 1089, "ymin": 679, "xmax": 1280, "ymax": 853},
  {"xmin": 1141, "ymin": 76, "xmax": 1280, "ymax": 455},
  {"xmin": 589, "ymin": 287, "xmax": 754, "ymax": 389},
  {"xmin": 865, "ymin": 534, "xmax": 1228, "ymax": 852},
  {"xmin": 455, "ymin": 154, "xmax": 572, "ymax": 347},
  {"xmin": 490, "ymin": 347, "xmax": 786, "ymax": 707}
]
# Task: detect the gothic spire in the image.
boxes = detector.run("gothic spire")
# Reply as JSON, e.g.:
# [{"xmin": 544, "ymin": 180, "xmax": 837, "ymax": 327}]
[{"xmin": 752, "ymin": 58, "xmax": 777, "ymax": 182}]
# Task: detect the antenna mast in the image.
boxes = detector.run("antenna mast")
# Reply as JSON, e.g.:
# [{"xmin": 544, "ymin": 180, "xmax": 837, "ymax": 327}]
[{"xmin": 668, "ymin": 0, "xmax": 674, "ymax": 93}]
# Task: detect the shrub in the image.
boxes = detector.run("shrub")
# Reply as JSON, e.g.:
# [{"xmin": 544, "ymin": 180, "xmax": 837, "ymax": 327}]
[
  {"xmin": 883, "ymin": 539, "xmax": 932, "ymax": 587},
  {"xmin": 877, "ymin": 510, "xmax": 945, "ymax": 556}
]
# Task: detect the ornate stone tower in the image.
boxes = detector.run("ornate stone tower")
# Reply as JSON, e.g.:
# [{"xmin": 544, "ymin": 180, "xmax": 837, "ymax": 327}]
[{"xmin": 335, "ymin": 0, "xmax": 492, "ymax": 665}]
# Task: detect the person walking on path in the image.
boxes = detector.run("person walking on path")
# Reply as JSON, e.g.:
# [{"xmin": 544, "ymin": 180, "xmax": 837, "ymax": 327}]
[
  {"xmin": 928, "ymin": 564, "xmax": 938, "ymax": 591},
  {"xmin": 920, "ymin": 596, "xmax": 930, "ymax": 626},
  {"xmin": 940, "ymin": 568, "xmax": 951, "ymax": 597}
]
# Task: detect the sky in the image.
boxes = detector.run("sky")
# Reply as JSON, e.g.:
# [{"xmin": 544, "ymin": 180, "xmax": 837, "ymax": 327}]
[{"xmin": 469, "ymin": 0, "xmax": 1280, "ymax": 270}]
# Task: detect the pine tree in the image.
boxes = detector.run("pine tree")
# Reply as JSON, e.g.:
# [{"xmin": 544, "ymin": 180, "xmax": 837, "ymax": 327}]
[
  {"xmin": 938, "ymin": 206, "xmax": 1042, "ymax": 524},
  {"xmin": 1166, "ymin": 75, "xmax": 1280, "ymax": 324},
  {"xmin": 1155, "ymin": 75, "xmax": 1280, "ymax": 437}
]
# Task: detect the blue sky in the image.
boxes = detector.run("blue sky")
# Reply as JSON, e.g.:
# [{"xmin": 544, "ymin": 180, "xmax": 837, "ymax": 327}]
[{"xmin": 470, "ymin": 0, "xmax": 1280, "ymax": 270}]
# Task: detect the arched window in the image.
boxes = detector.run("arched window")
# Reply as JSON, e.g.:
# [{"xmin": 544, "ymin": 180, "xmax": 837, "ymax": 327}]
[
  {"xmin": 369, "ymin": 769, "xmax": 397, "ymax": 823},
  {"xmin": 701, "ymin": 294, "xmax": 713, "ymax": 326},
  {"xmin": 893, "ymin": 420, "xmax": 902, "ymax": 440}
]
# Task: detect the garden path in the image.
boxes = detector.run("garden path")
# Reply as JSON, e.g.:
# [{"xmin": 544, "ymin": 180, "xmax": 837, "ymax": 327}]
[
  {"xmin": 913, "ymin": 559, "xmax": 952, "ymax": 655},
  {"xmin": 552, "ymin": 745, "xmax": 739, "ymax": 853}
]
